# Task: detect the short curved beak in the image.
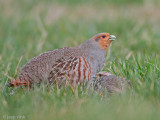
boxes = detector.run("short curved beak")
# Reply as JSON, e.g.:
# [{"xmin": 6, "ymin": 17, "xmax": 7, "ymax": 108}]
[{"xmin": 109, "ymin": 35, "xmax": 116, "ymax": 41}]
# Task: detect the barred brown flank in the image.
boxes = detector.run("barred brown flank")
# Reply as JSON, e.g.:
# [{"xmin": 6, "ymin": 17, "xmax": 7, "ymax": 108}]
[
  {"xmin": 71, "ymin": 71, "xmax": 76, "ymax": 84},
  {"xmin": 52, "ymin": 64, "xmax": 57, "ymax": 68},
  {"xmin": 86, "ymin": 59, "xmax": 91, "ymax": 80},
  {"xmin": 57, "ymin": 62, "xmax": 64, "ymax": 68},
  {"xmin": 82, "ymin": 57, "xmax": 88, "ymax": 68},
  {"xmin": 63, "ymin": 61, "xmax": 71, "ymax": 70},
  {"xmin": 82, "ymin": 57, "xmax": 88, "ymax": 80},
  {"xmin": 78, "ymin": 57, "xmax": 82, "ymax": 82},
  {"xmin": 83, "ymin": 64, "xmax": 87, "ymax": 80},
  {"xmin": 72, "ymin": 60, "xmax": 78, "ymax": 70}
]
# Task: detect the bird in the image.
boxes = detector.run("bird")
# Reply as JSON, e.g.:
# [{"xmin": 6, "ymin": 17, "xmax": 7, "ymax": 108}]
[
  {"xmin": 8, "ymin": 33, "xmax": 116, "ymax": 88},
  {"xmin": 94, "ymin": 72, "xmax": 131, "ymax": 93}
]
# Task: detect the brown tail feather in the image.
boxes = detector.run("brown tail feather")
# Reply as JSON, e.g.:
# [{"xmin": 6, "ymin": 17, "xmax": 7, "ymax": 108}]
[{"xmin": 8, "ymin": 79, "xmax": 30, "ymax": 87}]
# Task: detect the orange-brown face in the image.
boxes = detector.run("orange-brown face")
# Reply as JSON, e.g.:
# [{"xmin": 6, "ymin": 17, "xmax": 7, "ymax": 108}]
[{"xmin": 92, "ymin": 33, "xmax": 116, "ymax": 50}]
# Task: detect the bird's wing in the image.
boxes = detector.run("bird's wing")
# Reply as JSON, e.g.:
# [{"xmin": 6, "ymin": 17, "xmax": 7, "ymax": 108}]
[{"xmin": 48, "ymin": 56, "xmax": 92, "ymax": 85}]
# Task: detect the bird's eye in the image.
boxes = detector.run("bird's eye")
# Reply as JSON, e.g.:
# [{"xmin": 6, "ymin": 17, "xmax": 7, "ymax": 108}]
[
  {"xmin": 99, "ymin": 74, "xmax": 102, "ymax": 77},
  {"xmin": 102, "ymin": 35, "xmax": 106, "ymax": 38}
]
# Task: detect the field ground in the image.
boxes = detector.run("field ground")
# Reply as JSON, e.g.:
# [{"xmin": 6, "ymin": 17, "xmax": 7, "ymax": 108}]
[{"xmin": 0, "ymin": 0, "xmax": 160, "ymax": 120}]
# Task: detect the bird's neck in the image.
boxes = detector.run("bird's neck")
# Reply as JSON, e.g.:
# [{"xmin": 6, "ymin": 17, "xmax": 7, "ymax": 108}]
[
  {"xmin": 79, "ymin": 40, "xmax": 106, "ymax": 55},
  {"xmin": 78, "ymin": 40, "xmax": 106, "ymax": 64}
]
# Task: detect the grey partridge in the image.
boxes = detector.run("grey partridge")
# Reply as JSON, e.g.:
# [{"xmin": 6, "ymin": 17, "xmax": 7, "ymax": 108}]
[
  {"xmin": 94, "ymin": 72, "xmax": 131, "ymax": 93},
  {"xmin": 8, "ymin": 33, "xmax": 116, "ymax": 88}
]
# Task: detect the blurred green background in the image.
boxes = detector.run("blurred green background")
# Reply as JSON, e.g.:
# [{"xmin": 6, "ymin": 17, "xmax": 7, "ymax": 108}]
[{"xmin": 0, "ymin": 0, "xmax": 160, "ymax": 120}]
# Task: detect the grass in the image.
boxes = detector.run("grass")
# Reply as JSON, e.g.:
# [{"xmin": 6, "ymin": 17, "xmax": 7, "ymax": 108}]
[{"xmin": 0, "ymin": 0, "xmax": 160, "ymax": 120}]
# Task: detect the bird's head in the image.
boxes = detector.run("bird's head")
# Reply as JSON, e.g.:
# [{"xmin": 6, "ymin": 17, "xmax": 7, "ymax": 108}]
[
  {"xmin": 96, "ymin": 72, "xmax": 113, "ymax": 79},
  {"xmin": 91, "ymin": 33, "xmax": 116, "ymax": 50}
]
